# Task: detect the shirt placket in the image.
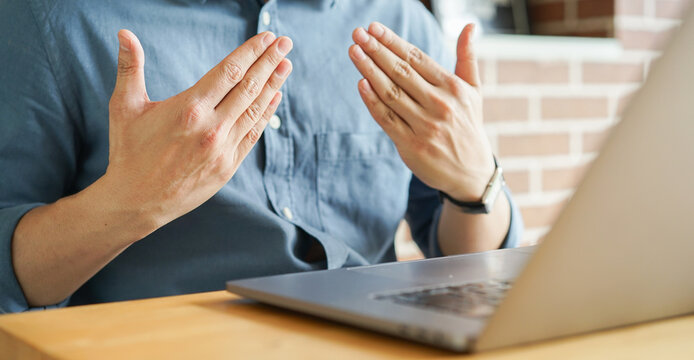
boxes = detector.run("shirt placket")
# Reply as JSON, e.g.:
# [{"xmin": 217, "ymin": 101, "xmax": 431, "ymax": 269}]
[{"xmin": 257, "ymin": 0, "xmax": 296, "ymax": 225}]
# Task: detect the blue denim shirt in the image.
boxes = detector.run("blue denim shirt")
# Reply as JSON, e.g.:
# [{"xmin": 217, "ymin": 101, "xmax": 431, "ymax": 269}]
[{"xmin": 0, "ymin": 0, "xmax": 522, "ymax": 313}]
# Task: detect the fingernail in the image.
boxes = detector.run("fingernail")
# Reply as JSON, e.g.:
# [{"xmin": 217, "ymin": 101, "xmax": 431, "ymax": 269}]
[
  {"xmin": 276, "ymin": 59, "xmax": 291, "ymax": 77},
  {"xmin": 468, "ymin": 24, "xmax": 477, "ymax": 41},
  {"xmin": 271, "ymin": 91, "xmax": 283, "ymax": 106},
  {"xmin": 352, "ymin": 45, "xmax": 366, "ymax": 60},
  {"xmin": 118, "ymin": 34, "xmax": 129, "ymax": 52},
  {"xmin": 263, "ymin": 32, "xmax": 276, "ymax": 46},
  {"xmin": 359, "ymin": 79, "xmax": 372, "ymax": 93},
  {"xmin": 369, "ymin": 23, "xmax": 385, "ymax": 37},
  {"xmin": 355, "ymin": 27, "xmax": 369, "ymax": 44},
  {"xmin": 278, "ymin": 37, "xmax": 293, "ymax": 55}
]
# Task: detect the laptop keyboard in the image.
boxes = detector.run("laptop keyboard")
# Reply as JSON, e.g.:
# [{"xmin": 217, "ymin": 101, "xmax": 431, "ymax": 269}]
[{"xmin": 373, "ymin": 279, "xmax": 514, "ymax": 318}]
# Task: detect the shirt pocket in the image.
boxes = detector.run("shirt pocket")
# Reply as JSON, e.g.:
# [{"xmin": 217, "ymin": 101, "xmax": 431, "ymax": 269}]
[{"xmin": 315, "ymin": 132, "xmax": 411, "ymax": 257}]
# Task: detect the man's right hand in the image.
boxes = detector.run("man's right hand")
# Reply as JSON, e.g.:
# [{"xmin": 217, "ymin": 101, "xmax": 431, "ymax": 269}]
[
  {"xmin": 104, "ymin": 29, "xmax": 293, "ymax": 233},
  {"xmin": 10, "ymin": 30, "xmax": 294, "ymax": 308}
]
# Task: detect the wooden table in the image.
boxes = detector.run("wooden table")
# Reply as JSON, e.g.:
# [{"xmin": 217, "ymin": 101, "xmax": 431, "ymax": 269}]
[{"xmin": 1, "ymin": 291, "xmax": 693, "ymax": 359}]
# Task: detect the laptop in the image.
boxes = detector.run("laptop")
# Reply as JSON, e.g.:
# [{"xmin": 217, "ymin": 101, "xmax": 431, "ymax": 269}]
[{"xmin": 226, "ymin": 7, "xmax": 694, "ymax": 353}]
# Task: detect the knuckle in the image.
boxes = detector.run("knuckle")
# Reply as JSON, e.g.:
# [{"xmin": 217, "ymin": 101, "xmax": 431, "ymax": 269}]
[
  {"xmin": 382, "ymin": 108, "xmax": 398, "ymax": 123},
  {"xmin": 117, "ymin": 58, "xmax": 138, "ymax": 77},
  {"xmin": 429, "ymin": 93, "xmax": 456, "ymax": 120},
  {"xmin": 268, "ymin": 71, "xmax": 285, "ymax": 90},
  {"xmin": 220, "ymin": 61, "xmax": 243, "ymax": 84},
  {"xmin": 393, "ymin": 60, "xmax": 413, "ymax": 79},
  {"xmin": 241, "ymin": 78, "xmax": 260, "ymax": 98},
  {"xmin": 406, "ymin": 46, "xmax": 424, "ymax": 65},
  {"xmin": 252, "ymin": 41, "xmax": 267, "ymax": 58},
  {"xmin": 246, "ymin": 126, "xmax": 262, "ymax": 144},
  {"xmin": 245, "ymin": 102, "xmax": 264, "ymax": 121},
  {"xmin": 200, "ymin": 126, "xmax": 220, "ymax": 148},
  {"xmin": 423, "ymin": 121, "xmax": 442, "ymax": 139},
  {"xmin": 365, "ymin": 37, "xmax": 379, "ymax": 52},
  {"xmin": 181, "ymin": 100, "xmax": 206, "ymax": 127},
  {"xmin": 429, "ymin": 92, "xmax": 447, "ymax": 108},
  {"xmin": 384, "ymin": 84, "xmax": 402, "ymax": 103},
  {"xmin": 266, "ymin": 50, "xmax": 284, "ymax": 66},
  {"xmin": 445, "ymin": 75, "xmax": 465, "ymax": 96},
  {"xmin": 382, "ymin": 31, "xmax": 395, "ymax": 47}
]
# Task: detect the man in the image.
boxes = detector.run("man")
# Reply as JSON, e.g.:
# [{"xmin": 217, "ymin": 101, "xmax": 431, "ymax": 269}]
[{"xmin": 0, "ymin": 0, "xmax": 522, "ymax": 313}]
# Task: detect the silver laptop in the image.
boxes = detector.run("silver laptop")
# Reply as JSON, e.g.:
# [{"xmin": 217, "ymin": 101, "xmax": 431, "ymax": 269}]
[{"xmin": 227, "ymin": 8, "xmax": 694, "ymax": 353}]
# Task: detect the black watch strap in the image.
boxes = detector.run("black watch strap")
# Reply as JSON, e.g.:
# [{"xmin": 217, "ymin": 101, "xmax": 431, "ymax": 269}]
[{"xmin": 438, "ymin": 157, "xmax": 505, "ymax": 214}]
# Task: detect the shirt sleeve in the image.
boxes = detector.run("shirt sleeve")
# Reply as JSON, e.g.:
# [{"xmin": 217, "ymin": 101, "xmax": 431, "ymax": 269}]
[
  {"xmin": 403, "ymin": 2, "xmax": 523, "ymax": 257},
  {"xmin": 0, "ymin": 1, "xmax": 80, "ymax": 313}
]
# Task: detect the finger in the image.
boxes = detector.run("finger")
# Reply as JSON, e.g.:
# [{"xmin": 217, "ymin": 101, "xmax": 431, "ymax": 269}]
[
  {"xmin": 352, "ymin": 27, "xmax": 435, "ymax": 108},
  {"xmin": 366, "ymin": 22, "xmax": 450, "ymax": 87},
  {"xmin": 112, "ymin": 29, "xmax": 148, "ymax": 112},
  {"xmin": 216, "ymin": 36, "xmax": 292, "ymax": 123},
  {"xmin": 234, "ymin": 91, "xmax": 282, "ymax": 160},
  {"xmin": 357, "ymin": 78, "xmax": 412, "ymax": 139},
  {"xmin": 192, "ymin": 31, "xmax": 276, "ymax": 107},
  {"xmin": 455, "ymin": 24, "xmax": 481, "ymax": 88},
  {"xmin": 349, "ymin": 44, "xmax": 426, "ymax": 132},
  {"xmin": 224, "ymin": 58, "xmax": 292, "ymax": 148}
]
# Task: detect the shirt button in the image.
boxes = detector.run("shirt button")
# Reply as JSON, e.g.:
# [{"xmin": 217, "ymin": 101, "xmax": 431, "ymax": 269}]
[
  {"xmin": 262, "ymin": 11, "xmax": 271, "ymax": 26},
  {"xmin": 269, "ymin": 114, "xmax": 282, "ymax": 130},
  {"xmin": 282, "ymin": 207, "xmax": 294, "ymax": 220}
]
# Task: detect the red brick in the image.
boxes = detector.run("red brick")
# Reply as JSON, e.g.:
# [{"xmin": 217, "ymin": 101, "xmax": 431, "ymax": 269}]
[
  {"xmin": 484, "ymin": 97, "xmax": 529, "ymax": 122},
  {"xmin": 570, "ymin": 30, "xmax": 611, "ymax": 38},
  {"xmin": 583, "ymin": 62, "xmax": 644, "ymax": 83},
  {"xmin": 616, "ymin": 29, "xmax": 676, "ymax": 50},
  {"xmin": 504, "ymin": 170, "xmax": 531, "ymax": 193},
  {"xmin": 578, "ymin": 0, "xmax": 615, "ymax": 18},
  {"xmin": 542, "ymin": 164, "xmax": 590, "ymax": 191},
  {"xmin": 542, "ymin": 97, "xmax": 609, "ymax": 119},
  {"xmin": 520, "ymin": 201, "xmax": 567, "ymax": 228},
  {"xmin": 529, "ymin": 2, "xmax": 566, "ymax": 23},
  {"xmin": 498, "ymin": 133, "xmax": 571, "ymax": 157},
  {"xmin": 497, "ymin": 61, "xmax": 570, "ymax": 84}
]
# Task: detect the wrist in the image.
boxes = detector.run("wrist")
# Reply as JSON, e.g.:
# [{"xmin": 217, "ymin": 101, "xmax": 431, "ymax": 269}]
[
  {"xmin": 444, "ymin": 158, "xmax": 496, "ymax": 203},
  {"xmin": 80, "ymin": 174, "xmax": 162, "ymax": 244},
  {"xmin": 439, "ymin": 156, "xmax": 504, "ymax": 214}
]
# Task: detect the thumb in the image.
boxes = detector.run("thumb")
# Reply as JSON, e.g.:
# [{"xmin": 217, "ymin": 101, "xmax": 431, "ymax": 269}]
[
  {"xmin": 454, "ymin": 24, "xmax": 481, "ymax": 89},
  {"xmin": 113, "ymin": 29, "xmax": 148, "ymax": 112}
]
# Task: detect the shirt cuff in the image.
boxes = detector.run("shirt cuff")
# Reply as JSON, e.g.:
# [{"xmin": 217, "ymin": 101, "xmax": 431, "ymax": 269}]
[
  {"xmin": 428, "ymin": 186, "xmax": 524, "ymax": 258},
  {"xmin": 0, "ymin": 203, "xmax": 70, "ymax": 313}
]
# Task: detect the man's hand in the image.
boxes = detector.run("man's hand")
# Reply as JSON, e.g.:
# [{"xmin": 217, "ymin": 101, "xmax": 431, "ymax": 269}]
[
  {"xmin": 105, "ymin": 29, "xmax": 293, "ymax": 231},
  {"xmin": 348, "ymin": 23, "xmax": 493, "ymax": 202},
  {"xmin": 12, "ymin": 30, "xmax": 295, "ymax": 307}
]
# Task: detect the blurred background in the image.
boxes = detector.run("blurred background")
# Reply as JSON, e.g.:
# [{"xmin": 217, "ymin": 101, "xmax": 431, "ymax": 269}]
[{"xmin": 396, "ymin": 0, "xmax": 693, "ymax": 260}]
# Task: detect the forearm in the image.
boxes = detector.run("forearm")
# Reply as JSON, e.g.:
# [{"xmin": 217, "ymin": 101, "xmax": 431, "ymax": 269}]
[
  {"xmin": 437, "ymin": 191, "xmax": 511, "ymax": 255},
  {"xmin": 11, "ymin": 175, "xmax": 157, "ymax": 307}
]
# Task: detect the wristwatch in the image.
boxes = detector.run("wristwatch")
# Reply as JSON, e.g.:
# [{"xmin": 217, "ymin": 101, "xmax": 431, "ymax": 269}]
[{"xmin": 438, "ymin": 157, "xmax": 505, "ymax": 214}]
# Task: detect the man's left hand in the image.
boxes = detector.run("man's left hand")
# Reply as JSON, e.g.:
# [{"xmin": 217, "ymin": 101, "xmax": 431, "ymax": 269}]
[{"xmin": 349, "ymin": 22, "xmax": 494, "ymax": 202}]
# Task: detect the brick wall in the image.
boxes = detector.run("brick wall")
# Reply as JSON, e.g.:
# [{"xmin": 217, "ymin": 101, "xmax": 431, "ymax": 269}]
[
  {"xmin": 396, "ymin": 0, "xmax": 693, "ymax": 260},
  {"xmin": 528, "ymin": 0, "xmax": 616, "ymax": 37}
]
